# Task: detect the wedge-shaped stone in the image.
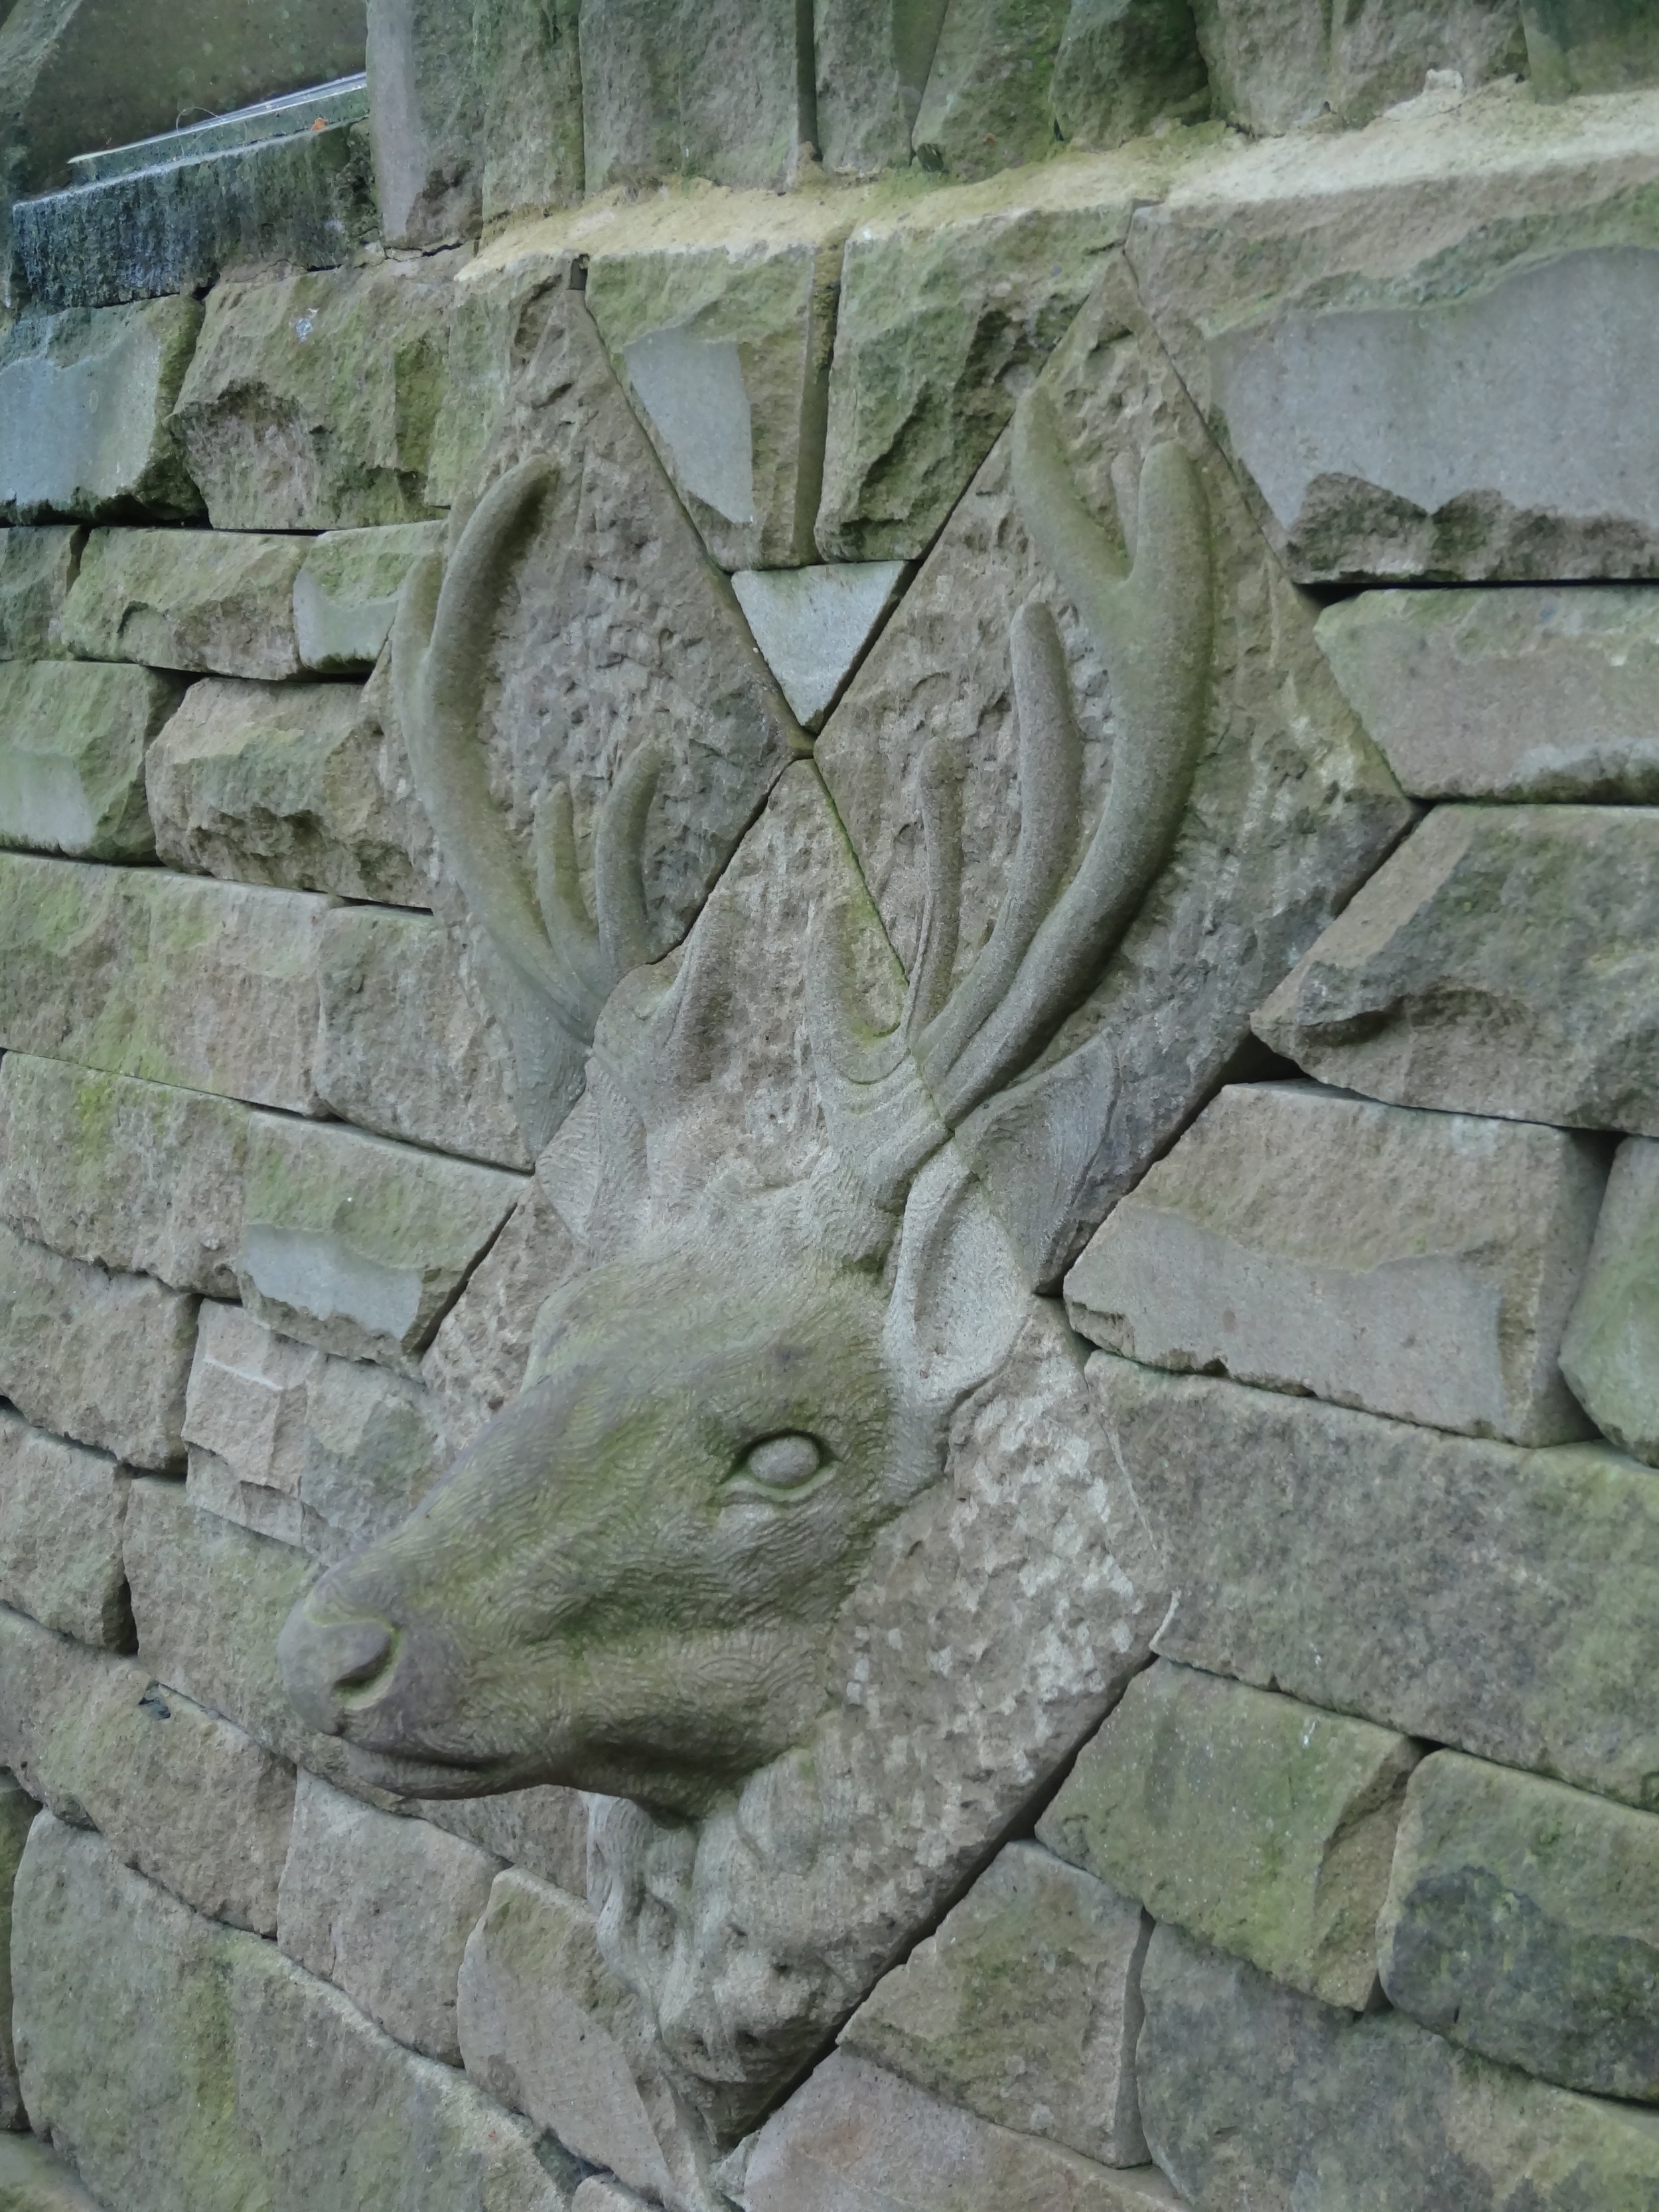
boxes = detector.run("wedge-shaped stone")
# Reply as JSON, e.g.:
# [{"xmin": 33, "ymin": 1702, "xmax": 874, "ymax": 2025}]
[
  {"xmin": 0, "ymin": 2135, "xmax": 103, "ymax": 2209},
  {"xmin": 0, "ymin": 855, "xmax": 332, "ymax": 1114},
  {"xmin": 1139, "ymin": 1922, "xmax": 1659, "ymax": 2212},
  {"xmin": 1090, "ymin": 1355, "xmax": 1659, "ymax": 1812},
  {"xmin": 145, "ymin": 676, "xmax": 423, "ymax": 905},
  {"xmin": 1066, "ymin": 1082, "xmax": 1605, "ymax": 1445},
  {"xmin": 813, "ymin": 0, "xmax": 953, "ymax": 172},
  {"xmin": 1255, "ymin": 806, "xmax": 1659, "ymax": 1134},
  {"xmin": 843, "ymin": 1840, "xmax": 1151, "ymax": 2164},
  {"xmin": 293, "ymin": 521, "xmax": 445, "ymax": 672},
  {"xmin": 0, "ymin": 658, "xmax": 180, "ymax": 859},
  {"xmin": 1041, "ymin": 1660, "xmax": 1416, "ymax": 2009},
  {"xmin": 911, "ymin": 0, "xmax": 1069, "ymax": 177},
  {"xmin": 1195, "ymin": 0, "xmax": 1525, "ymax": 132},
  {"xmin": 11, "ymin": 1818, "xmax": 572, "ymax": 2212},
  {"xmin": 278, "ymin": 1774, "xmax": 500, "ymax": 2065},
  {"xmin": 1318, "ymin": 585, "xmax": 1659, "ymax": 802},
  {"xmin": 1381, "ymin": 1750, "xmax": 1659, "ymax": 2100},
  {"xmin": 731, "ymin": 562, "xmax": 906, "ymax": 729},
  {"xmin": 0, "ymin": 1413, "xmax": 130, "ymax": 1649},
  {"xmin": 62, "ymin": 527, "xmax": 305, "ymax": 679},
  {"xmin": 579, "ymin": 0, "xmax": 808, "ymax": 192},
  {"xmin": 1563, "ymin": 1137, "xmax": 1659, "ymax": 1466},
  {"xmin": 0, "ymin": 1772, "xmax": 36, "ymax": 2131},
  {"xmin": 0, "ymin": 526, "xmax": 83, "ymax": 658},
  {"xmin": 0, "ymin": 300, "xmax": 203, "ymax": 524},
  {"xmin": 1526, "ymin": 0, "xmax": 1659, "ymax": 95},
  {"xmin": 236, "ymin": 1117, "xmax": 526, "ymax": 1366}
]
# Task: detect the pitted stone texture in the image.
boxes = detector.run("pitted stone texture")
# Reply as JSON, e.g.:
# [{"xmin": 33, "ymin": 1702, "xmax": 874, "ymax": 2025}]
[
  {"xmin": 1255, "ymin": 806, "xmax": 1659, "ymax": 1136},
  {"xmin": 1380, "ymin": 1750, "xmax": 1659, "ymax": 2100},
  {"xmin": 0, "ymin": 660, "xmax": 180, "ymax": 861},
  {"xmin": 1065, "ymin": 1082, "xmax": 1605, "ymax": 1445},
  {"xmin": 1090, "ymin": 1355, "xmax": 1659, "ymax": 1813},
  {"xmin": 62, "ymin": 528, "xmax": 305, "ymax": 680},
  {"xmin": 11, "ymin": 1818, "xmax": 573, "ymax": 2212},
  {"xmin": 0, "ymin": 1225, "xmax": 195, "ymax": 1471},
  {"xmin": 842, "ymin": 1840, "xmax": 1151, "ymax": 2165},
  {"xmin": 1051, "ymin": 0, "xmax": 1210, "ymax": 149},
  {"xmin": 0, "ymin": 1603, "xmax": 294, "ymax": 1934},
  {"xmin": 579, "ymin": 0, "xmax": 808, "ymax": 193},
  {"xmin": 1139, "ymin": 1922, "xmax": 1659, "ymax": 2212},
  {"xmin": 0, "ymin": 1412, "xmax": 129, "ymax": 1649},
  {"xmin": 0, "ymin": 1772, "xmax": 35, "ymax": 2131},
  {"xmin": 236, "ymin": 1116, "xmax": 526, "ymax": 1367},
  {"xmin": 911, "ymin": 0, "xmax": 1070, "ymax": 178},
  {"xmin": 293, "ymin": 522, "xmax": 445, "ymax": 673},
  {"xmin": 1318, "ymin": 585, "xmax": 1659, "ymax": 802},
  {"xmin": 731, "ymin": 562, "xmax": 907, "ymax": 729},
  {"xmin": 422, "ymin": 1788, "xmax": 589, "ymax": 1898},
  {"xmin": 0, "ymin": 301, "xmax": 203, "ymax": 524},
  {"xmin": 1562, "ymin": 1138, "xmax": 1659, "ymax": 1467},
  {"xmin": 812, "ymin": 0, "xmax": 952, "ymax": 172},
  {"xmin": 1196, "ymin": 0, "xmax": 1525, "ymax": 132},
  {"xmin": 0, "ymin": 2136, "xmax": 103, "ymax": 2209},
  {"xmin": 0, "ymin": 855, "xmax": 332, "ymax": 1114},
  {"xmin": 1041, "ymin": 1660, "xmax": 1415, "ymax": 2009},
  {"xmin": 1526, "ymin": 0, "xmax": 1659, "ymax": 96},
  {"xmin": 171, "ymin": 265, "xmax": 456, "ymax": 532},
  {"xmin": 317, "ymin": 907, "xmax": 529, "ymax": 1169},
  {"xmin": 0, "ymin": 527, "xmax": 83, "ymax": 658},
  {"xmin": 146, "ymin": 678, "xmax": 425, "ymax": 905},
  {"xmin": 278, "ymin": 1773, "xmax": 500, "ymax": 2065}
]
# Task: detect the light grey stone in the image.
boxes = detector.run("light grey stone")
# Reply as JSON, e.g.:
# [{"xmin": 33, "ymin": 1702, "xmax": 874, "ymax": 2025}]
[
  {"xmin": 731, "ymin": 563, "xmax": 907, "ymax": 729},
  {"xmin": 0, "ymin": 658, "xmax": 180, "ymax": 860},
  {"xmin": 1196, "ymin": 0, "xmax": 1525, "ymax": 131},
  {"xmin": 366, "ymin": 0, "xmax": 482, "ymax": 247},
  {"xmin": 1089, "ymin": 1353, "xmax": 1659, "ymax": 1813},
  {"xmin": 472, "ymin": 0, "xmax": 585, "ymax": 226},
  {"xmin": 62, "ymin": 528, "xmax": 306, "ymax": 680},
  {"xmin": 0, "ymin": 1224, "xmax": 196, "ymax": 1471},
  {"xmin": 0, "ymin": 853, "xmax": 333, "ymax": 1114},
  {"xmin": 1524, "ymin": 0, "xmax": 1659, "ymax": 97},
  {"xmin": 277, "ymin": 1772, "xmax": 500, "ymax": 2065},
  {"xmin": 0, "ymin": 526, "xmax": 83, "ymax": 658},
  {"xmin": 0, "ymin": 1412, "xmax": 129, "ymax": 1649},
  {"xmin": 11, "ymin": 1816, "xmax": 573, "ymax": 2212},
  {"xmin": 1562, "ymin": 1136, "xmax": 1659, "ymax": 1467},
  {"xmin": 812, "ymin": 0, "xmax": 952, "ymax": 173},
  {"xmin": 571, "ymin": 2181, "xmax": 652, "ymax": 2212},
  {"xmin": 316, "ymin": 906, "xmax": 529, "ymax": 1169},
  {"xmin": 0, "ymin": 301, "xmax": 202, "ymax": 524},
  {"xmin": 1254, "ymin": 806, "xmax": 1659, "ymax": 1136},
  {"xmin": 1317, "ymin": 584, "xmax": 1659, "ymax": 801},
  {"xmin": 145, "ymin": 676, "xmax": 425, "ymax": 905},
  {"xmin": 293, "ymin": 522, "xmax": 445, "ymax": 673},
  {"xmin": 578, "ymin": 0, "xmax": 808, "ymax": 193},
  {"xmin": 0, "ymin": 1771, "xmax": 36, "ymax": 2132},
  {"xmin": 911, "ymin": 0, "xmax": 1070, "ymax": 179},
  {"xmin": 1138, "ymin": 1921, "xmax": 1659, "ymax": 2212},
  {"xmin": 419, "ymin": 1787, "xmax": 589, "ymax": 1898},
  {"xmin": 1065, "ymin": 1080, "xmax": 1605, "ymax": 1445},
  {"xmin": 1051, "ymin": 0, "xmax": 1210, "ymax": 150},
  {"xmin": 842, "ymin": 1840, "xmax": 1151, "ymax": 2165},
  {"xmin": 0, "ymin": 2136, "xmax": 104, "ymax": 2209}
]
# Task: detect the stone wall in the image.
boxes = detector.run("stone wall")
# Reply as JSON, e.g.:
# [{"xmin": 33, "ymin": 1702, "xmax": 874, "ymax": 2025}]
[{"xmin": 3, "ymin": 8, "xmax": 1659, "ymax": 2211}]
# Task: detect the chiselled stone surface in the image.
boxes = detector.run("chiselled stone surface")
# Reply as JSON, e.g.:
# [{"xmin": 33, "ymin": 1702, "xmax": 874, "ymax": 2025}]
[
  {"xmin": 1318, "ymin": 585, "xmax": 1659, "ymax": 801},
  {"xmin": 278, "ymin": 1773, "xmax": 500, "ymax": 2066},
  {"xmin": 0, "ymin": 855, "xmax": 332, "ymax": 1114},
  {"xmin": 0, "ymin": 2135, "xmax": 104, "ymax": 2209},
  {"xmin": 1051, "ymin": 0, "xmax": 1210, "ymax": 148},
  {"xmin": 293, "ymin": 522, "xmax": 445, "ymax": 673},
  {"xmin": 1090, "ymin": 1355, "xmax": 1659, "ymax": 1812},
  {"xmin": 0, "ymin": 526, "xmax": 82, "ymax": 658},
  {"xmin": 62, "ymin": 528, "xmax": 305, "ymax": 680},
  {"xmin": 842, "ymin": 1840, "xmax": 1151, "ymax": 2165},
  {"xmin": 0, "ymin": 300, "xmax": 202, "ymax": 524},
  {"xmin": 911, "ymin": 0, "xmax": 1071, "ymax": 178},
  {"xmin": 731, "ymin": 562, "xmax": 907, "ymax": 729},
  {"xmin": 812, "ymin": 0, "xmax": 952, "ymax": 172},
  {"xmin": 1041, "ymin": 1660, "xmax": 1416, "ymax": 2009},
  {"xmin": 0, "ymin": 659, "xmax": 180, "ymax": 861},
  {"xmin": 422, "ymin": 1789, "xmax": 589, "ymax": 1899},
  {"xmin": 579, "ymin": 0, "xmax": 808, "ymax": 192},
  {"xmin": 474, "ymin": 0, "xmax": 584, "ymax": 225},
  {"xmin": 0, "ymin": 1772, "xmax": 35, "ymax": 2132},
  {"xmin": 1065, "ymin": 1081, "xmax": 1605, "ymax": 1445},
  {"xmin": 366, "ymin": 0, "xmax": 482, "ymax": 246},
  {"xmin": 1380, "ymin": 1750, "xmax": 1659, "ymax": 2100},
  {"xmin": 1195, "ymin": 0, "xmax": 1525, "ymax": 132},
  {"xmin": 1255, "ymin": 806, "xmax": 1659, "ymax": 1134},
  {"xmin": 1525, "ymin": 0, "xmax": 1659, "ymax": 95},
  {"xmin": 145, "ymin": 676, "xmax": 424, "ymax": 905},
  {"xmin": 11, "ymin": 1818, "xmax": 571, "ymax": 2212},
  {"xmin": 0, "ymin": 1412, "xmax": 130, "ymax": 1649},
  {"xmin": 1139, "ymin": 1922, "xmax": 1659, "ymax": 2211},
  {"xmin": 1562, "ymin": 1138, "xmax": 1659, "ymax": 1467},
  {"xmin": 316, "ymin": 907, "xmax": 528, "ymax": 1169}
]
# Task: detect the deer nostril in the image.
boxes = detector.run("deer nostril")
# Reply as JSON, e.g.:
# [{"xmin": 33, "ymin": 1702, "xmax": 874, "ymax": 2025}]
[
  {"xmin": 277, "ymin": 1599, "xmax": 397, "ymax": 1733},
  {"xmin": 330, "ymin": 1619, "xmax": 395, "ymax": 1692}
]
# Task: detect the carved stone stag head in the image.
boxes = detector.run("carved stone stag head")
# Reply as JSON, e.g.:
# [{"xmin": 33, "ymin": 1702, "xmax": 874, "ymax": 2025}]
[{"xmin": 278, "ymin": 392, "xmax": 1212, "ymax": 1816}]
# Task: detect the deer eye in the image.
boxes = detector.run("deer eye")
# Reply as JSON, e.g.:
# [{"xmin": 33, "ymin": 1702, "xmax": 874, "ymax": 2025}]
[{"xmin": 731, "ymin": 1432, "xmax": 825, "ymax": 1497}]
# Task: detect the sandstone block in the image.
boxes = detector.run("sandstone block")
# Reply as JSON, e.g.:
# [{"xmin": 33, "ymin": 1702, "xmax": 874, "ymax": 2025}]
[
  {"xmin": 421, "ymin": 1787, "xmax": 589, "ymax": 1900},
  {"xmin": 1089, "ymin": 1355, "xmax": 1659, "ymax": 1812},
  {"xmin": 62, "ymin": 528, "xmax": 305, "ymax": 680},
  {"xmin": 315, "ymin": 907, "xmax": 528, "ymax": 1168},
  {"xmin": 0, "ymin": 1772, "xmax": 36, "ymax": 2131},
  {"xmin": 0, "ymin": 854, "xmax": 332, "ymax": 1114},
  {"xmin": 1196, "ymin": 0, "xmax": 1524, "ymax": 131},
  {"xmin": 145, "ymin": 676, "xmax": 424, "ymax": 905},
  {"xmin": 1525, "ymin": 0, "xmax": 1659, "ymax": 96},
  {"xmin": 912, "ymin": 0, "xmax": 1070, "ymax": 178},
  {"xmin": 1561, "ymin": 1136, "xmax": 1659, "ymax": 1465},
  {"xmin": 292, "ymin": 522, "xmax": 445, "ymax": 673},
  {"xmin": 0, "ymin": 2136, "xmax": 104, "ymax": 2209},
  {"xmin": 1041, "ymin": 1660, "xmax": 1416, "ymax": 2009},
  {"xmin": 0, "ymin": 659, "xmax": 180, "ymax": 860},
  {"xmin": 1138, "ymin": 1921, "xmax": 1659, "ymax": 2211},
  {"xmin": 1051, "ymin": 0, "xmax": 1209, "ymax": 149},
  {"xmin": 1254, "ymin": 806, "xmax": 1659, "ymax": 1134},
  {"xmin": 472, "ymin": 0, "xmax": 584, "ymax": 226},
  {"xmin": 1317, "ymin": 585, "xmax": 1659, "ymax": 802},
  {"xmin": 366, "ymin": 0, "xmax": 483, "ymax": 247},
  {"xmin": 0, "ymin": 1412, "xmax": 130, "ymax": 1649},
  {"xmin": 812, "ymin": 0, "xmax": 952, "ymax": 173},
  {"xmin": 0, "ymin": 301, "xmax": 203, "ymax": 524},
  {"xmin": 571, "ymin": 2181, "xmax": 651, "ymax": 2212},
  {"xmin": 1065, "ymin": 1081, "xmax": 1605, "ymax": 1445},
  {"xmin": 277, "ymin": 1773, "xmax": 500, "ymax": 2065},
  {"xmin": 0, "ymin": 526, "xmax": 82, "ymax": 658},
  {"xmin": 1381, "ymin": 1749, "xmax": 1659, "ymax": 2100},
  {"xmin": 731, "ymin": 561, "xmax": 907, "ymax": 729},
  {"xmin": 236, "ymin": 1116, "xmax": 526, "ymax": 1366},
  {"xmin": 842, "ymin": 1840, "xmax": 1151, "ymax": 2164},
  {"xmin": 579, "ymin": 0, "xmax": 808, "ymax": 193}
]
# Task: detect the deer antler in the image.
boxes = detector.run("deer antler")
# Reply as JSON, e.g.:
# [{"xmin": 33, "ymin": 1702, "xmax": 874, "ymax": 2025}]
[{"xmin": 808, "ymin": 390, "xmax": 1213, "ymax": 1206}]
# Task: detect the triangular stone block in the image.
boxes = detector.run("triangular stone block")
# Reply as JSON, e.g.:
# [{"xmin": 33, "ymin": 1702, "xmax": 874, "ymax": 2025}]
[{"xmin": 731, "ymin": 560, "xmax": 909, "ymax": 730}]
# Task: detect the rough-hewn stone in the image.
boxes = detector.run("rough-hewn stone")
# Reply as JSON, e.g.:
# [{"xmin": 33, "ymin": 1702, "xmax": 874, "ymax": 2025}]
[
  {"xmin": 1380, "ymin": 1749, "xmax": 1659, "ymax": 2100},
  {"xmin": 812, "ymin": 0, "xmax": 952, "ymax": 173},
  {"xmin": 1524, "ymin": 0, "xmax": 1659, "ymax": 96},
  {"xmin": 578, "ymin": 0, "xmax": 808, "ymax": 193},
  {"xmin": 1090, "ymin": 1355, "xmax": 1659, "ymax": 1813},
  {"xmin": 0, "ymin": 301, "xmax": 202, "ymax": 524},
  {"xmin": 0, "ymin": 1412, "xmax": 129, "ymax": 1649},
  {"xmin": 911, "ymin": 0, "xmax": 1071, "ymax": 179},
  {"xmin": 145, "ymin": 676, "xmax": 425, "ymax": 905},
  {"xmin": 474, "ymin": 0, "xmax": 585, "ymax": 226},
  {"xmin": 1195, "ymin": 0, "xmax": 1526, "ymax": 132},
  {"xmin": 0, "ymin": 1771, "xmax": 35, "ymax": 2131},
  {"xmin": 0, "ymin": 2134, "xmax": 104, "ymax": 2209},
  {"xmin": 1254, "ymin": 806, "xmax": 1659, "ymax": 1135},
  {"xmin": 293, "ymin": 522, "xmax": 445, "ymax": 674},
  {"xmin": 1051, "ymin": 0, "xmax": 1209, "ymax": 149},
  {"xmin": 1139, "ymin": 1921, "xmax": 1659, "ymax": 2211},
  {"xmin": 731, "ymin": 561, "xmax": 907, "ymax": 728},
  {"xmin": 366, "ymin": 0, "xmax": 482, "ymax": 247},
  {"xmin": 1065, "ymin": 1080, "xmax": 1605, "ymax": 1445},
  {"xmin": 1562, "ymin": 1137, "xmax": 1659, "ymax": 1467},
  {"xmin": 421, "ymin": 1787, "xmax": 589, "ymax": 1899},
  {"xmin": 0, "ymin": 526, "xmax": 82, "ymax": 658},
  {"xmin": 62, "ymin": 528, "xmax": 305, "ymax": 680},
  {"xmin": 1317, "ymin": 585, "xmax": 1659, "ymax": 802},
  {"xmin": 842, "ymin": 1840, "xmax": 1151, "ymax": 2165},
  {"xmin": 0, "ymin": 658, "xmax": 180, "ymax": 860}
]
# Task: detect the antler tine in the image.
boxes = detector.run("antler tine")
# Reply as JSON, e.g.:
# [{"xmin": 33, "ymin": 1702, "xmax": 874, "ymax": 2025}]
[{"xmin": 594, "ymin": 738, "xmax": 668, "ymax": 984}]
